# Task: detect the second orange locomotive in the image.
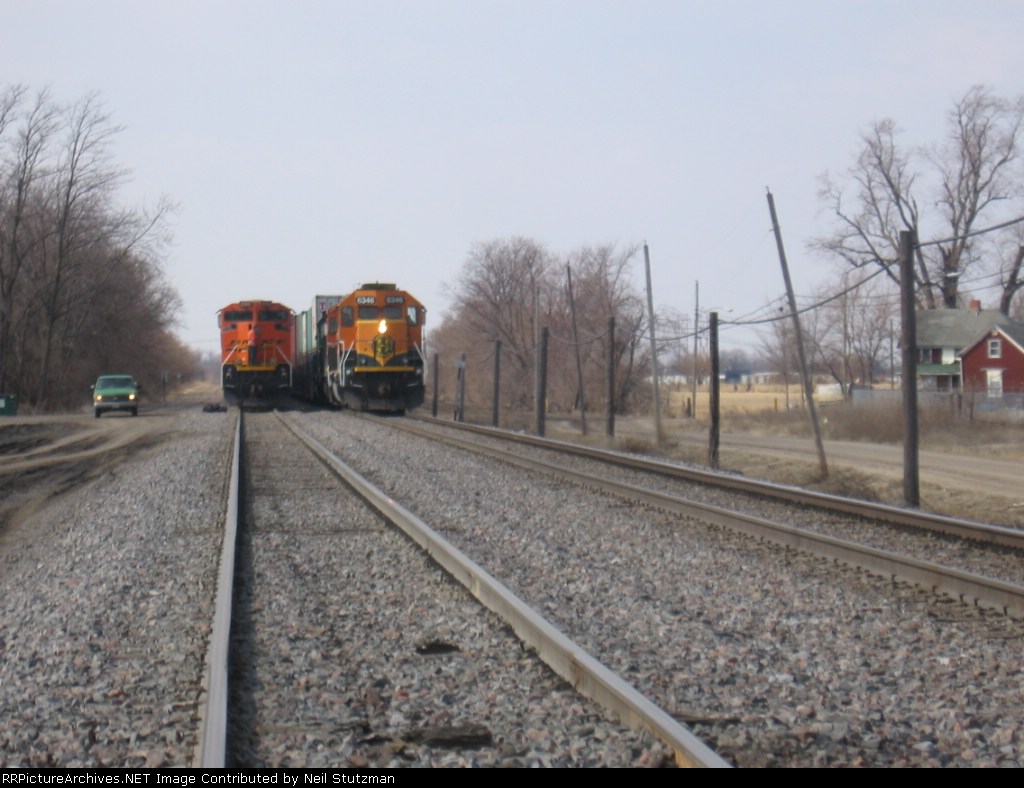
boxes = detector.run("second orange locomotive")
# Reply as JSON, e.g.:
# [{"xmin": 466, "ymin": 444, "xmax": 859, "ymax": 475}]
[
  {"xmin": 218, "ymin": 300, "xmax": 294, "ymax": 406},
  {"xmin": 293, "ymin": 283, "xmax": 426, "ymax": 412}
]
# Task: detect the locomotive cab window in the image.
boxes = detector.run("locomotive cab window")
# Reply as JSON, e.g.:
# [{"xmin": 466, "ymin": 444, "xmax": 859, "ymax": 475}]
[
  {"xmin": 383, "ymin": 305, "xmax": 402, "ymax": 320},
  {"xmin": 358, "ymin": 306, "xmax": 379, "ymax": 320},
  {"xmin": 341, "ymin": 307, "xmax": 354, "ymax": 327},
  {"xmin": 224, "ymin": 310, "xmax": 253, "ymax": 323},
  {"xmin": 406, "ymin": 306, "xmax": 419, "ymax": 325}
]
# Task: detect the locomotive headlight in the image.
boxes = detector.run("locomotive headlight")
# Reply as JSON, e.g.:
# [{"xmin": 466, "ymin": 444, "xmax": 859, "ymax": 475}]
[{"xmin": 378, "ymin": 319, "xmax": 387, "ymax": 334}]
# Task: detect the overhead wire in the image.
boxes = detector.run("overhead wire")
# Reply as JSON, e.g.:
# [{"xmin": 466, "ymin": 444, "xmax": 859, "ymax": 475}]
[{"xmin": 444, "ymin": 212, "xmax": 1024, "ymax": 366}]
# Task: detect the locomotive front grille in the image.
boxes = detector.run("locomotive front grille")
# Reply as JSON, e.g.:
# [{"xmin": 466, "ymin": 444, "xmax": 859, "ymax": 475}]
[{"xmin": 353, "ymin": 366, "xmax": 417, "ymax": 373}]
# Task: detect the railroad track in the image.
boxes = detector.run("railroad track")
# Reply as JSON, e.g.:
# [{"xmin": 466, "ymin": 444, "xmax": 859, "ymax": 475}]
[
  {"xmin": 5, "ymin": 405, "xmax": 1017, "ymax": 767},
  {"xmin": 196, "ymin": 411, "xmax": 727, "ymax": 768},
  {"xmin": 394, "ymin": 415, "xmax": 1024, "ymax": 617},
  {"xmin": 412, "ymin": 416, "xmax": 1024, "ymax": 549},
  {"xmin": 287, "ymin": 410, "xmax": 1024, "ymax": 767}
]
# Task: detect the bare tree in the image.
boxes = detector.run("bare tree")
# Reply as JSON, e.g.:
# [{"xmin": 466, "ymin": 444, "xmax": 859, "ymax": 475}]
[
  {"xmin": 33, "ymin": 93, "xmax": 128, "ymax": 403},
  {"xmin": 803, "ymin": 273, "xmax": 898, "ymax": 393},
  {"xmin": 439, "ymin": 237, "xmax": 555, "ymax": 411},
  {"xmin": 560, "ymin": 243, "xmax": 649, "ymax": 413},
  {"xmin": 816, "ymin": 86, "xmax": 1024, "ymax": 312},
  {"xmin": 758, "ymin": 313, "xmax": 801, "ymax": 405},
  {"xmin": 0, "ymin": 85, "xmax": 188, "ymax": 410},
  {"xmin": 433, "ymin": 239, "xmax": 653, "ymax": 418},
  {"xmin": 0, "ymin": 86, "xmax": 57, "ymax": 391},
  {"xmin": 996, "ymin": 223, "xmax": 1024, "ymax": 315},
  {"xmin": 847, "ymin": 278, "xmax": 898, "ymax": 385}
]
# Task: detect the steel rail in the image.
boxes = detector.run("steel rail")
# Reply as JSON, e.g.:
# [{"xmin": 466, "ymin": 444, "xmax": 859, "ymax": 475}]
[
  {"xmin": 276, "ymin": 411, "xmax": 729, "ymax": 769},
  {"xmin": 194, "ymin": 411, "xmax": 241, "ymax": 768},
  {"xmin": 395, "ymin": 418, "xmax": 1024, "ymax": 618},
  {"xmin": 411, "ymin": 415, "xmax": 1024, "ymax": 550}
]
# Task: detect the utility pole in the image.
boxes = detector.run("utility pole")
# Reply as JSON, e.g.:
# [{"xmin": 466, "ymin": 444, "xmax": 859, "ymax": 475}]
[
  {"xmin": 535, "ymin": 327, "xmax": 548, "ymax": 437},
  {"xmin": 889, "ymin": 320, "xmax": 895, "ymax": 390},
  {"xmin": 692, "ymin": 281, "xmax": 699, "ymax": 419},
  {"xmin": 900, "ymin": 230, "xmax": 920, "ymax": 507},
  {"xmin": 767, "ymin": 188, "xmax": 828, "ymax": 478},
  {"xmin": 842, "ymin": 282, "xmax": 850, "ymax": 399},
  {"xmin": 606, "ymin": 316, "xmax": 616, "ymax": 438},
  {"xmin": 708, "ymin": 312, "xmax": 720, "ymax": 468},
  {"xmin": 566, "ymin": 264, "xmax": 587, "ymax": 435},
  {"xmin": 536, "ymin": 284, "xmax": 544, "ymax": 423},
  {"xmin": 780, "ymin": 317, "xmax": 790, "ymax": 410},
  {"xmin": 644, "ymin": 243, "xmax": 664, "ymax": 446}
]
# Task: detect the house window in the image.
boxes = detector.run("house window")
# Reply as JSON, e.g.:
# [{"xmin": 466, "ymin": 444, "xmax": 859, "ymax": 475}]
[
  {"xmin": 988, "ymin": 338, "xmax": 1002, "ymax": 358},
  {"xmin": 987, "ymin": 369, "xmax": 1004, "ymax": 398}
]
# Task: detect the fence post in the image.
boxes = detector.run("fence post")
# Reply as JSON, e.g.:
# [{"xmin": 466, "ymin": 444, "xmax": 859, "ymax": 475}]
[
  {"xmin": 431, "ymin": 353, "xmax": 439, "ymax": 417},
  {"xmin": 454, "ymin": 353, "xmax": 466, "ymax": 423},
  {"xmin": 606, "ymin": 316, "xmax": 615, "ymax": 437},
  {"xmin": 492, "ymin": 340, "xmax": 501, "ymax": 428}
]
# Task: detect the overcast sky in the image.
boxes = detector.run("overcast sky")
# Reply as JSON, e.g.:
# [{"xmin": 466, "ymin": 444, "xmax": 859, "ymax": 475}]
[{"xmin": 4, "ymin": 0, "xmax": 1023, "ymax": 356}]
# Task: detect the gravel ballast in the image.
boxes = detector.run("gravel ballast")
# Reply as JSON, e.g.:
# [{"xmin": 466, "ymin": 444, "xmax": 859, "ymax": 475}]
[
  {"xmin": 4, "ymin": 405, "xmax": 1022, "ymax": 768},
  {"xmin": 231, "ymin": 412, "xmax": 676, "ymax": 767},
  {"xmin": 298, "ymin": 411, "xmax": 1024, "ymax": 768},
  {"xmin": 0, "ymin": 411, "xmax": 229, "ymax": 768}
]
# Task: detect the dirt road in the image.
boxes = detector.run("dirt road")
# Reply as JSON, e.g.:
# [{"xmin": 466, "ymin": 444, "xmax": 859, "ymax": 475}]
[
  {"xmin": 548, "ymin": 416, "xmax": 1024, "ymax": 527},
  {"xmin": 0, "ymin": 387, "xmax": 226, "ymax": 543},
  {"xmin": 688, "ymin": 432, "xmax": 1024, "ymax": 503}
]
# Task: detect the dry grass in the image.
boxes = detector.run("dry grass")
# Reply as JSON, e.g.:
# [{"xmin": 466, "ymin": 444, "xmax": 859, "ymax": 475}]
[
  {"xmin": 437, "ymin": 387, "xmax": 1024, "ymax": 527},
  {"xmin": 724, "ymin": 397, "xmax": 1024, "ymax": 459},
  {"xmin": 555, "ymin": 418, "xmax": 902, "ymax": 509},
  {"xmin": 664, "ymin": 384, "xmax": 819, "ymax": 419},
  {"xmin": 443, "ymin": 387, "xmax": 1024, "ymax": 460}
]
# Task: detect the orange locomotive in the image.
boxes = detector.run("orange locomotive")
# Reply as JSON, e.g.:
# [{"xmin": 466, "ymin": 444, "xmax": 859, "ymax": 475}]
[
  {"xmin": 295, "ymin": 283, "xmax": 426, "ymax": 412},
  {"xmin": 217, "ymin": 300, "xmax": 295, "ymax": 406}
]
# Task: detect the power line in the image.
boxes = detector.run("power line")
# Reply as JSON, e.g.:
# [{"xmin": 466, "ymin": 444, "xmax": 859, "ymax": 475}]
[{"xmin": 917, "ymin": 213, "xmax": 1024, "ymax": 249}]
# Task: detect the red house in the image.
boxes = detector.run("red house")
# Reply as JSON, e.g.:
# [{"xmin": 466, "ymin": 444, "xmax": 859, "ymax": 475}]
[
  {"xmin": 959, "ymin": 323, "xmax": 1024, "ymax": 399},
  {"xmin": 915, "ymin": 304, "xmax": 1015, "ymax": 391}
]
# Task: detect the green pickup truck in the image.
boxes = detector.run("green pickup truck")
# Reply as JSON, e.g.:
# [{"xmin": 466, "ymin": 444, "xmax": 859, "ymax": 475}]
[{"xmin": 91, "ymin": 375, "xmax": 141, "ymax": 418}]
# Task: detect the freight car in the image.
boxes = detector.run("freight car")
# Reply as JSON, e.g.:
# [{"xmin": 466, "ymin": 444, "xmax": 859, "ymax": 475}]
[
  {"xmin": 294, "ymin": 284, "xmax": 426, "ymax": 412},
  {"xmin": 292, "ymin": 294, "xmax": 343, "ymax": 403},
  {"xmin": 218, "ymin": 300, "xmax": 295, "ymax": 406}
]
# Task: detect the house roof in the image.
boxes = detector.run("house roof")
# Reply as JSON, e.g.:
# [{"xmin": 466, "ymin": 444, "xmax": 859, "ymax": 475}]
[
  {"xmin": 916, "ymin": 308, "xmax": 1015, "ymax": 349},
  {"xmin": 958, "ymin": 321, "xmax": 1024, "ymax": 358}
]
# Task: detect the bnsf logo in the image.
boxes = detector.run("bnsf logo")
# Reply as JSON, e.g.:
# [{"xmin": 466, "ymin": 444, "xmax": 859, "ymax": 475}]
[
  {"xmin": 386, "ymin": 296, "xmax": 405, "ymax": 304},
  {"xmin": 356, "ymin": 296, "xmax": 375, "ymax": 304}
]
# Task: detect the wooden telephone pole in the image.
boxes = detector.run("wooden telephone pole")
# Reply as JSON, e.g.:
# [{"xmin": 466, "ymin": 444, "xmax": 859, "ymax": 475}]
[
  {"xmin": 644, "ymin": 243, "xmax": 664, "ymax": 446},
  {"xmin": 766, "ymin": 188, "xmax": 828, "ymax": 477}
]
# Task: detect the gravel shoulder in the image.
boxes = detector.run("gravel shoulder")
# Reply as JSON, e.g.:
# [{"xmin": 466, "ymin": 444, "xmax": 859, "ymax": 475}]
[{"xmin": 0, "ymin": 403, "xmax": 232, "ymax": 767}]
